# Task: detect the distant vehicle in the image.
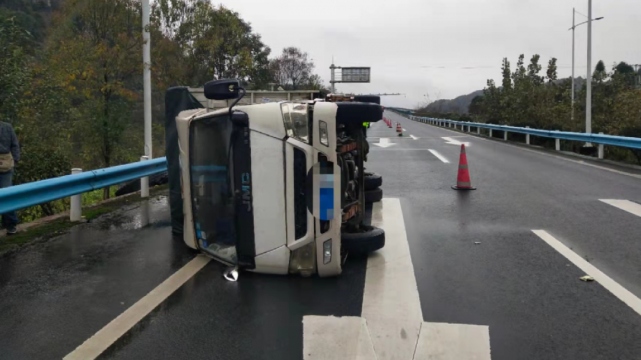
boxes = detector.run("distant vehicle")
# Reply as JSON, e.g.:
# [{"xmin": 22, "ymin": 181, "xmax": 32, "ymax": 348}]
[{"xmin": 174, "ymin": 80, "xmax": 385, "ymax": 277}]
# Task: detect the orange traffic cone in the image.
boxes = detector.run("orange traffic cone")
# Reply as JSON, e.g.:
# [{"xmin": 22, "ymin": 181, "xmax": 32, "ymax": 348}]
[
  {"xmin": 452, "ymin": 144, "xmax": 476, "ymax": 190},
  {"xmin": 397, "ymin": 122, "xmax": 403, "ymax": 136}
]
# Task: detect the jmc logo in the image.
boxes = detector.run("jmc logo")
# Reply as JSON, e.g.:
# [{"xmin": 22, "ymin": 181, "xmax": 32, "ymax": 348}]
[{"xmin": 241, "ymin": 173, "xmax": 251, "ymax": 211}]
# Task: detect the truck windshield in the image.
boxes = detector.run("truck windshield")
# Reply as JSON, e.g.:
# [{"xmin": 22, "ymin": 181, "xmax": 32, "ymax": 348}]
[{"xmin": 189, "ymin": 114, "xmax": 237, "ymax": 265}]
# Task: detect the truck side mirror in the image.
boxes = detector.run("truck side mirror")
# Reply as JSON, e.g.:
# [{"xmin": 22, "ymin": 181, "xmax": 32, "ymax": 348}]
[{"xmin": 204, "ymin": 79, "xmax": 241, "ymax": 100}]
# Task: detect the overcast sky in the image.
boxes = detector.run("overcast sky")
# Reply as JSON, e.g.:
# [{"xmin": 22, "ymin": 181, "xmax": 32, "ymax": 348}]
[{"xmin": 216, "ymin": 0, "xmax": 641, "ymax": 109}]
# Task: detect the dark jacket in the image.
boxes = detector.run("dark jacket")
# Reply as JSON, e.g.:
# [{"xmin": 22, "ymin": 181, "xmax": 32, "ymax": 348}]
[{"xmin": 0, "ymin": 121, "xmax": 20, "ymax": 163}]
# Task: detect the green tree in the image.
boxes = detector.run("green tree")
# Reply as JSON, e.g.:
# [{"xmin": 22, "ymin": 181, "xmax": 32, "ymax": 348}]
[
  {"xmin": 45, "ymin": 0, "xmax": 145, "ymax": 198},
  {"xmin": 0, "ymin": 14, "xmax": 32, "ymax": 123},
  {"xmin": 468, "ymin": 95, "xmax": 484, "ymax": 115},
  {"xmin": 593, "ymin": 60, "xmax": 607, "ymax": 82},
  {"xmin": 501, "ymin": 58, "xmax": 512, "ymax": 91},
  {"xmin": 546, "ymin": 58, "xmax": 558, "ymax": 83},
  {"xmin": 177, "ymin": 3, "xmax": 271, "ymax": 87},
  {"xmin": 512, "ymin": 54, "xmax": 526, "ymax": 85},
  {"xmin": 614, "ymin": 61, "xmax": 635, "ymax": 75},
  {"xmin": 527, "ymin": 54, "xmax": 543, "ymax": 86}
]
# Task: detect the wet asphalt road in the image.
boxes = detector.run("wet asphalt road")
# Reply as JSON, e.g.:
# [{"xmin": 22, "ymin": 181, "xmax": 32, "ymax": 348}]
[
  {"xmin": 2, "ymin": 112, "xmax": 641, "ymax": 359},
  {"xmin": 0, "ymin": 198, "xmax": 197, "ymax": 360},
  {"xmin": 0, "ymin": 196, "xmax": 368, "ymax": 360},
  {"xmin": 367, "ymin": 112, "xmax": 641, "ymax": 360}
]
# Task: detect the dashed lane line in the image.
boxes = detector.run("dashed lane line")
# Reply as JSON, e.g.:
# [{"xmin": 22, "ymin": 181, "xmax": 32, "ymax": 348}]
[
  {"xmin": 599, "ymin": 199, "xmax": 641, "ymax": 218},
  {"xmin": 532, "ymin": 230, "xmax": 641, "ymax": 317},
  {"xmin": 428, "ymin": 149, "xmax": 450, "ymax": 163}
]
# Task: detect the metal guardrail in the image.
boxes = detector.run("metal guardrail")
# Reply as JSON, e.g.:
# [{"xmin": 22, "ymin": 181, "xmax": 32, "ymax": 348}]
[
  {"xmin": 0, "ymin": 157, "xmax": 167, "ymax": 214},
  {"xmin": 405, "ymin": 115, "xmax": 641, "ymax": 150}
]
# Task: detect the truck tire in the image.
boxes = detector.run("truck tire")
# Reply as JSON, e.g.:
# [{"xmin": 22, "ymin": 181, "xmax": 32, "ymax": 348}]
[
  {"xmin": 341, "ymin": 225, "xmax": 385, "ymax": 254},
  {"xmin": 364, "ymin": 173, "xmax": 382, "ymax": 190},
  {"xmin": 365, "ymin": 187, "xmax": 383, "ymax": 203}
]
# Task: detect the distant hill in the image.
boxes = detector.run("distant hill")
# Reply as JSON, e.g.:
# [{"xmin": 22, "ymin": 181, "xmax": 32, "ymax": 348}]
[
  {"xmin": 421, "ymin": 90, "xmax": 484, "ymax": 114},
  {"xmin": 421, "ymin": 77, "xmax": 584, "ymax": 114}
]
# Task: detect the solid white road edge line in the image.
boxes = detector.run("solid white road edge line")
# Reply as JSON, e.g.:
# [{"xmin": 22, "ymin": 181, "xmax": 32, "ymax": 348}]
[
  {"xmin": 304, "ymin": 199, "xmax": 491, "ymax": 360},
  {"xmin": 532, "ymin": 230, "xmax": 641, "ymax": 317},
  {"xmin": 599, "ymin": 199, "xmax": 641, "ymax": 218},
  {"xmin": 428, "ymin": 149, "xmax": 450, "ymax": 164},
  {"xmin": 64, "ymin": 255, "xmax": 211, "ymax": 360}
]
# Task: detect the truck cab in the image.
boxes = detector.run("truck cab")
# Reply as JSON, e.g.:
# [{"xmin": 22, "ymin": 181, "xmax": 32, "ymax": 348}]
[{"xmin": 175, "ymin": 80, "xmax": 384, "ymax": 277}]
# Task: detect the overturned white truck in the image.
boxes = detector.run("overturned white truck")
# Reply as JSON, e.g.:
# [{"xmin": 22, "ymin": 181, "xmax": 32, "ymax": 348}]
[{"xmin": 168, "ymin": 80, "xmax": 385, "ymax": 277}]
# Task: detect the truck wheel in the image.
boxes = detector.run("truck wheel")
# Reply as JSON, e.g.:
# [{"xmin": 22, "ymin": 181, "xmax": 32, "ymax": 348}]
[
  {"xmin": 342, "ymin": 225, "xmax": 385, "ymax": 254},
  {"xmin": 364, "ymin": 173, "xmax": 382, "ymax": 190},
  {"xmin": 365, "ymin": 187, "xmax": 383, "ymax": 203}
]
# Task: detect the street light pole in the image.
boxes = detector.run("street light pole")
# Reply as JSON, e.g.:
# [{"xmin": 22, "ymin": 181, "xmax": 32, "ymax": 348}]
[
  {"xmin": 586, "ymin": 0, "xmax": 592, "ymax": 136},
  {"xmin": 569, "ymin": 6, "xmax": 602, "ymax": 134},
  {"xmin": 141, "ymin": 0, "xmax": 152, "ymax": 197},
  {"xmin": 142, "ymin": 0, "xmax": 152, "ymax": 159}
]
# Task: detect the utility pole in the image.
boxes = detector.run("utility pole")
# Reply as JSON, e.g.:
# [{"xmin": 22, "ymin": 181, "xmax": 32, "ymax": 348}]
[
  {"xmin": 569, "ymin": 6, "xmax": 603, "ymax": 131},
  {"xmin": 571, "ymin": 8, "xmax": 575, "ymax": 123},
  {"xmin": 586, "ymin": 0, "xmax": 592, "ymax": 136}
]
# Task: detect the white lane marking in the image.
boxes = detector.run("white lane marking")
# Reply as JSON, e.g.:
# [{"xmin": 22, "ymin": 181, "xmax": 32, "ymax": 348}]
[
  {"xmin": 64, "ymin": 255, "xmax": 211, "ymax": 360},
  {"xmin": 410, "ymin": 135, "xmax": 419, "ymax": 140},
  {"xmin": 599, "ymin": 199, "xmax": 641, "ymax": 218},
  {"xmin": 368, "ymin": 137, "xmax": 415, "ymax": 140},
  {"xmin": 373, "ymin": 137, "xmax": 396, "ymax": 148},
  {"xmin": 304, "ymin": 316, "xmax": 376, "ymax": 359},
  {"xmin": 428, "ymin": 149, "xmax": 450, "ymax": 163},
  {"xmin": 403, "ymin": 128, "xmax": 407, "ymax": 131},
  {"xmin": 442, "ymin": 137, "xmax": 470, "ymax": 146},
  {"xmin": 370, "ymin": 149, "xmax": 433, "ymax": 151},
  {"xmin": 304, "ymin": 199, "xmax": 492, "ymax": 360},
  {"xmin": 363, "ymin": 199, "xmax": 423, "ymax": 360},
  {"xmin": 414, "ymin": 323, "xmax": 491, "ymax": 360},
  {"xmin": 532, "ymin": 230, "xmax": 641, "ymax": 317}
]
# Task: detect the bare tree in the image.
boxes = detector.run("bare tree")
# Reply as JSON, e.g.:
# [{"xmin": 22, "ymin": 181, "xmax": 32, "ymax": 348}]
[{"xmin": 271, "ymin": 47, "xmax": 314, "ymax": 90}]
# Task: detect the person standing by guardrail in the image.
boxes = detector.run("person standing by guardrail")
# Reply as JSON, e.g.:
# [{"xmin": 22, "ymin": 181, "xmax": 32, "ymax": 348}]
[{"xmin": 0, "ymin": 121, "xmax": 20, "ymax": 235}]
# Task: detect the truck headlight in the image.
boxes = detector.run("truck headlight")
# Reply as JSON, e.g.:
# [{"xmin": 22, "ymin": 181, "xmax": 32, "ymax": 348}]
[
  {"xmin": 319, "ymin": 121, "xmax": 329, "ymax": 147},
  {"xmin": 281, "ymin": 102, "xmax": 309, "ymax": 143},
  {"xmin": 323, "ymin": 239, "xmax": 332, "ymax": 264},
  {"xmin": 289, "ymin": 242, "xmax": 316, "ymax": 277}
]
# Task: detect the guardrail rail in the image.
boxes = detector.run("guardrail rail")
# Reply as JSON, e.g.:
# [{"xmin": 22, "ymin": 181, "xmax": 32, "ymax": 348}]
[
  {"xmin": 388, "ymin": 110, "xmax": 641, "ymax": 155},
  {"xmin": 0, "ymin": 157, "xmax": 167, "ymax": 215}
]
